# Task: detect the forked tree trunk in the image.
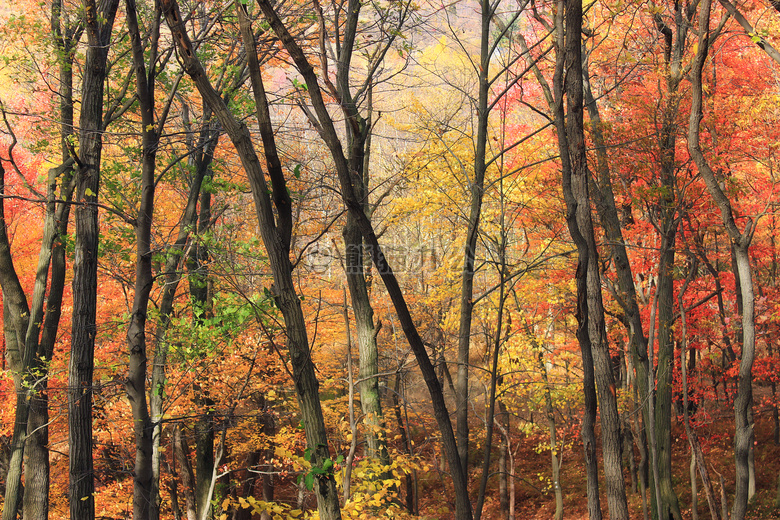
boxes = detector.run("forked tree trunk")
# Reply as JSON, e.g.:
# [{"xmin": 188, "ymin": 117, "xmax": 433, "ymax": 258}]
[
  {"xmin": 22, "ymin": 7, "xmax": 80, "ymax": 517},
  {"xmin": 553, "ymin": 0, "xmax": 630, "ymax": 516},
  {"xmin": 551, "ymin": 0, "xmax": 601, "ymax": 511}
]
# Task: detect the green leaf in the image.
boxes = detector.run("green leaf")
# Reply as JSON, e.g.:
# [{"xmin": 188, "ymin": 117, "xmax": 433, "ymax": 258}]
[
  {"xmin": 85, "ymin": 187, "xmax": 96, "ymax": 197},
  {"xmin": 304, "ymin": 473, "xmax": 314, "ymax": 491}
]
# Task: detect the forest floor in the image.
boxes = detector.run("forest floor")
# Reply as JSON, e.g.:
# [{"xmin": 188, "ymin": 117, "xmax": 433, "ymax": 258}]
[
  {"xmin": 511, "ymin": 406, "xmax": 780, "ymax": 520},
  {"xmin": 418, "ymin": 400, "xmax": 780, "ymax": 519}
]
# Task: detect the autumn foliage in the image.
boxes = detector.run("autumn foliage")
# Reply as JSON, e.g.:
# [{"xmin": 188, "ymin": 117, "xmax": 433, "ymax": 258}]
[{"xmin": 0, "ymin": 0, "xmax": 779, "ymax": 519}]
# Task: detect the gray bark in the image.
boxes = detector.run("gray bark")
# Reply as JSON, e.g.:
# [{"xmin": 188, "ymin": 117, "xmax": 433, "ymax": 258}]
[
  {"xmin": 124, "ymin": 0, "xmax": 167, "ymax": 517},
  {"xmin": 539, "ymin": 351, "xmax": 564, "ymax": 520},
  {"xmin": 687, "ymin": 3, "xmax": 757, "ymax": 516},
  {"xmin": 551, "ymin": 0, "xmax": 601, "ymax": 513},
  {"xmin": 554, "ymin": 0, "xmax": 630, "ymax": 516}
]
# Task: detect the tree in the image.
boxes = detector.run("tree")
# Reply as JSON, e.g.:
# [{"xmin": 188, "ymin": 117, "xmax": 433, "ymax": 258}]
[
  {"xmin": 543, "ymin": 0, "xmax": 631, "ymax": 515},
  {"xmin": 69, "ymin": 0, "xmax": 120, "ymax": 517},
  {"xmin": 253, "ymin": 0, "xmax": 474, "ymax": 517},
  {"xmin": 160, "ymin": 1, "xmax": 344, "ymax": 516},
  {"xmin": 688, "ymin": 2, "xmax": 758, "ymax": 516}
]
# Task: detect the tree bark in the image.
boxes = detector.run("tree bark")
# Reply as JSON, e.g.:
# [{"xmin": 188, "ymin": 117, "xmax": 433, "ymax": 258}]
[
  {"xmin": 69, "ymin": 1, "xmax": 119, "ymax": 518},
  {"xmin": 539, "ymin": 351, "xmax": 564, "ymax": 520},
  {"xmin": 21, "ymin": 8, "xmax": 81, "ymax": 518},
  {"xmin": 679, "ymin": 257, "xmax": 721, "ymax": 520},
  {"xmin": 553, "ymin": 0, "xmax": 630, "ymax": 516},
  {"xmin": 162, "ymin": 3, "xmax": 343, "ymax": 517},
  {"xmin": 124, "ymin": 0, "xmax": 165, "ymax": 517},
  {"xmin": 687, "ymin": 2, "xmax": 756, "ymax": 516},
  {"xmin": 551, "ymin": 0, "xmax": 601, "ymax": 515},
  {"xmin": 254, "ymin": 2, "xmax": 473, "ymax": 517},
  {"xmin": 149, "ymin": 106, "xmax": 219, "ymax": 520}
]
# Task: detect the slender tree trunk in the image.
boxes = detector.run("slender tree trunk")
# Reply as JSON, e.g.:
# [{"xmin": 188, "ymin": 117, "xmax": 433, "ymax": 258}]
[
  {"xmin": 195, "ymin": 399, "xmax": 215, "ymax": 520},
  {"xmin": 174, "ymin": 424, "xmax": 198, "ymax": 520},
  {"xmin": 393, "ymin": 373, "xmax": 417, "ymax": 515},
  {"xmin": 498, "ymin": 396, "xmax": 509, "ymax": 519},
  {"xmin": 315, "ymin": 0, "xmax": 388, "ymax": 467},
  {"xmin": 551, "ymin": 3, "xmax": 600, "ymax": 517},
  {"xmin": 69, "ymin": 2, "xmax": 119, "ymax": 519},
  {"xmin": 656, "ymin": 228, "xmax": 683, "ymax": 520},
  {"xmin": 23, "ymin": 163, "xmax": 74, "ymax": 520},
  {"xmin": 687, "ymin": 4, "xmax": 756, "ymax": 515},
  {"xmin": 0, "ymin": 164, "xmax": 30, "ymax": 520},
  {"xmin": 539, "ymin": 351, "xmax": 564, "ymax": 520},
  {"xmin": 149, "ymin": 110, "xmax": 219, "ymax": 520},
  {"xmin": 124, "ymin": 1, "xmax": 166, "ymax": 517},
  {"xmin": 164, "ymin": 4, "xmax": 343, "ymax": 517},
  {"xmin": 255, "ymin": 2, "xmax": 472, "ymax": 517},
  {"xmin": 554, "ymin": 0, "xmax": 629, "ymax": 516},
  {"xmin": 22, "ymin": 9, "xmax": 80, "ymax": 517},
  {"xmin": 455, "ymin": 0, "xmax": 492, "ymax": 476}
]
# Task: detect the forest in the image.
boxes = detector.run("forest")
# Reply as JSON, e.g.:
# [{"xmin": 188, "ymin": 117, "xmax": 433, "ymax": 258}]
[{"xmin": 0, "ymin": 0, "xmax": 778, "ymax": 518}]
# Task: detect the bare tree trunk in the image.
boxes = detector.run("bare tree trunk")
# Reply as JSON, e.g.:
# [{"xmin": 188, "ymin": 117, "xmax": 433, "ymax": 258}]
[
  {"xmin": 539, "ymin": 351, "xmax": 564, "ymax": 520},
  {"xmin": 691, "ymin": 453, "xmax": 699, "ymax": 520},
  {"xmin": 553, "ymin": 0, "xmax": 630, "ymax": 516},
  {"xmin": 123, "ymin": 1, "xmax": 169, "ymax": 517},
  {"xmin": 174, "ymin": 425, "xmax": 197, "ymax": 520},
  {"xmin": 498, "ymin": 398, "xmax": 509, "ymax": 519},
  {"xmin": 342, "ymin": 293, "xmax": 358, "ymax": 502},
  {"xmin": 679, "ymin": 257, "xmax": 721, "ymax": 520},
  {"xmin": 22, "ymin": 8, "xmax": 80, "ymax": 517},
  {"xmin": 68, "ymin": 2, "xmax": 120, "ymax": 519},
  {"xmin": 162, "ymin": 4, "xmax": 344, "ymax": 517},
  {"xmin": 688, "ymin": 3, "xmax": 756, "ymax": 516},
  {"xmin": 254, "ymin": 2, "xmax": 472, "ymax": 517},
  {"xmin": 393, "ymin": 374, "xmax": 417, "ymax": 515},
  {"xmin": 149, "ymin": 108, "xmax": 219, "ymax": 520},
  {"xmin": 550, "ymin": 2, "xmax": 601, "ymax": 516}
]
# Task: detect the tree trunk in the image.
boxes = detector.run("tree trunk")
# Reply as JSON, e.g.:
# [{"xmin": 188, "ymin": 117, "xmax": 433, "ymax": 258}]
[
  {"xmin": 454, "ymin": 0, "xmax": 493, "ymax": 476},
  {"xmin": 498, "ymin": 396, "xmax": 509, "ymax": 519},
  {"xmin": 317, "ymin": 0, "xmax": 388, "ymax": 467},
  {"xmin": 195, "ymin": 401, "xmax": 215, "ymax": 520},
  {"xmin": 255, "ymin": 2, "xmax": 472, "ymax": 517},
  {"xmin": 550, "ymin": 3, "xmax": 600, "ymax": 517},
  {"xmin": 23, "ymin": 163, "xmax": 74, "ymax": 520},
  {"xmin": 149, "ymin": 108, "xmax": 219, "ymax": 520},
  {"xmin": 687, "ymin": 4, "xmax": 756, "ymax": 515},
  {"xmin": 69, "ymin": 2, "xmax": 119, "ymax": 519},
  {"xmin": 554, "ymin": 0, "xmax": 629, "ymax": 516},
  {"xmin": 539, "ymin": 351, "xmax": 564, "ymax": 520},
  {"xmin": 124, "ymin": 1, "xmax": 165, "ymax": 517},
  {"xmin": 393, "ymin": 373, "xmax": 417, "ymax": 515},
  {"xmin": 656, "ymin": 230, "xmax": 683, "ymax": 520},
  {"xmin": 163, "ymin": 4, "xmax": 343, "ymax": 517},
  {"xmin": 22, "ymin": 8, "xmax": 79, "ymax": 516},
  {"xmin": 174, "ymin": 425, "xmax": 198, "ymax": 520}
]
